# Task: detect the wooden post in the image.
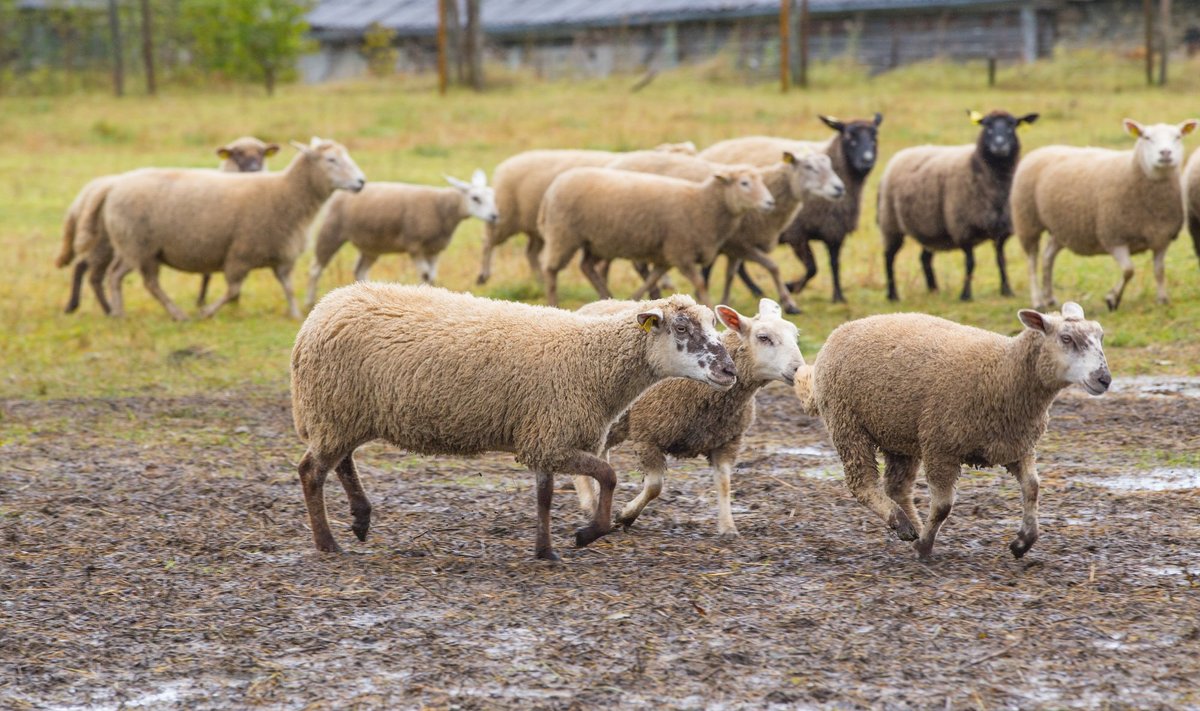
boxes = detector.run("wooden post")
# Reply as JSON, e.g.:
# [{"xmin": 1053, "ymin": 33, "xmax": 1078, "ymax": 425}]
[
  {"xmin": 437, "ymin": 0, "xmax": 448, "ymax": 95},
  {"xmin": 1159, "ymin": 0, "xmax": 1170, "ymax": 86},
  {"xmin": 140, "ymin": 0, "xmax": 155, "ymax": 95},
  {"xmin": 107, "ymin": 0, "xmax": 124, "ymax": 97},
  {"xmin": 988, "ymin": 56, "xmax": 996, "ymax": 86},
  {"xmin": 798, "ymin": 0, "xmax": 809, "ymax": 88},
  {"xmin": 466, "ymin": 0, "xmax": 483, "ymax": 91},
  {"xmin": 779, "ymin": 0, "xmax": 790, "ymax": 92},
  {"xmin": 1144, "ymin": 0, "xmax": 1154, "ymax": 85}
]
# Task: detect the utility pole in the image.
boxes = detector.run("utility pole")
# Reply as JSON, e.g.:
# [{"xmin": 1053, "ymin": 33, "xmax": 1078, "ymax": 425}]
[
  {"xmin": 140, "ymin": 0, "xmax": 155, "ymax": 95},
  {"xmin": 1159, "ymin": 0, "xmax": 1170, "ymax": 86},
  {"xmin": 779, "ymin": 0, "xmax": 790, "ymax": 92},
  {"xmin": 437, "ymin": 0, "xmax": 448, "ymax": 95},
  {"xmin": 1144, "ymin": 0, "xmax": 1154, "ymax": 85},
  {"xmin": 465, "ymin": 0, "xmax": 483, "ymax": 91},
  {"xmin": 107, "ymin": 0, "xmax": 124, "ymax": 97},
  {"xmin": 798, "ymin": 0, "xmax": 809, "ymax": 88}
]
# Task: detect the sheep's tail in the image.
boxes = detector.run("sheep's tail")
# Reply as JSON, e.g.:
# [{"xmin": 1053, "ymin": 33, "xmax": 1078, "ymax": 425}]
[
  {"xmin": 70, "ymin": 182, "xmax": 112, "ymax": 263},
  {"xmin": 54, "ymin": 206, "xmax": 79, "ymax": 268},
  {"xmin": 792, "ymin": 365, "xmax": 819, "ymax": 417}
]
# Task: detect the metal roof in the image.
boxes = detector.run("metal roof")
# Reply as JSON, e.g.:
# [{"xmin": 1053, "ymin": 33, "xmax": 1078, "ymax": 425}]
[{"xmin": 307, "ymin": 0, "xmax": 1039, "ymax": 40}]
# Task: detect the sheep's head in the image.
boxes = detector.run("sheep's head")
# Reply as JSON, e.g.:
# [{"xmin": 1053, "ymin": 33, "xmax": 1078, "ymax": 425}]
[
  {"xmin": 782, "ymin": 150, "xmax": 844, "ymax": 202},
  {"xmin": 653, "ymin": 141, "xmax": 698, "ymax": 155},
  {"xmin": 446, "ymin": 169, "xmax": 499, "ymax": 224},
  {"xmin": 1018, "ymin": 302, "xmax": 1110, "ymax": 396},
  {"xmin": 1125, "ymin": 119, "xmax": 1198, "ymax": 176},
  {"xmin": 291, "ymin": 136, "xmax": 366, "ymax": 193},
  {"xmin": 716, "ymin": 298, "xmax": 804, "ymax": 385},
  {"xmin": 637, "ymin": 294, "xmax": 736, "ymax": 390},
  {"xmin": 969, "ymin": 110, "xmax": 1038, "ymax": 162},
  {"xmin": 821, "ymin": 113, "xmax": 882, "ymax": 176},
  {"xmin": 713, "ymin": 166, "xmax": 775, "ymax": 215},
  {"xmin": 216, "ymin": 136, "xmax": 279, "ymax": 173}
]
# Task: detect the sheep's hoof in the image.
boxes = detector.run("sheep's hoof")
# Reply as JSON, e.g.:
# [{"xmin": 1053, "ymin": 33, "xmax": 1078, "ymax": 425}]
[
  {"xmin": 888, "ymin": 510, "xmax": 919, "ymax": 541},
  {"xmin": 1000, "ymin": 286, "xmax": 1014, "ymax": 298},
  {"xmin": 536, "ymin": 548, "xmax": 561, "ymax": 562},
  {"xmin": 1104, "ymin": 295, "xmax": 1119, "ymax": 312},
  {"xmin": 959, "ymin": 293, "xmax": 973, "ymax": 302},
  {"xmin": 1009, "ymin": 537, "xmax": 1034, "ymax": 559},
  {"xmin": 351, "ymin": 522, "xmax": 370, "ymax": 542},
  {"xmin": 315, "ymin": 540, "xmax": 344, "ymax": 554},
  {"xmin": 615, "ymin": 515, "xmax": 637, "ymax": 531},
  {"xmin": 476, "ymin": 274, "xmax": 489, "ymax": 285},
  {"xmin": 717, "ymin": 529, "xmax": 740, "ymax": 541},
  {"xmin": 1156, "ymin": 295, "xmax": 1170, "ymax": 306},
  {"xmin": 574, "ymin": 523, "xmax": 610, "ymax": 548},
  {"xmin": 783, "ymin": 303, "xmax": 802, "ymax": 316},
  {"xmin": 913, "ymin": 540, "xmax": 935, "ymax": 561}
]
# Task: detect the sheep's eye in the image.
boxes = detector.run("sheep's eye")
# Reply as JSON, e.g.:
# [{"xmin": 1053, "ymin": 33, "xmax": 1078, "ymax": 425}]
[
  {"xmin": 472, "ymin": 196, "xmax": 481, "ymax": 203},
  {"xmin": 1059, "ymin": 334, "xmax": 1073, "ymax": 346},
  {"xmin": 674, "ymin": 323, "xmax": 688, "ymax": 334},
  {"xmin": 740, "ymin": 180, "xmax": 749, "ymax": 187},
  {"xmin": 756, "ymin": 334, "xmax": 772, "ymax": 345}
]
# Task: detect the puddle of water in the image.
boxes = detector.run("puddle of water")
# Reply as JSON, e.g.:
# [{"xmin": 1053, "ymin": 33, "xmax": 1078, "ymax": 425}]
[
  {"xmin": 1109, "ymin": 376, "xmax": 1200, "ymax": 399},
  {"xmin": 777, "ymin": 445, "xmax": 836, "ymax": 458},
  {"xmin": 1082, "ymin": 468, "xmax": 1200, "ymax": 492},
  {"xmin": 798, "ymin": 467, "xmax": 841, "ymax": 481}
]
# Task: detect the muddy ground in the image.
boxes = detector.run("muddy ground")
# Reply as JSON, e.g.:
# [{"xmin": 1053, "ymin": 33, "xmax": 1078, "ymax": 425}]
[{"xmin": 1, "ymin": 381, "xmax": 1198, "ymax": 709}]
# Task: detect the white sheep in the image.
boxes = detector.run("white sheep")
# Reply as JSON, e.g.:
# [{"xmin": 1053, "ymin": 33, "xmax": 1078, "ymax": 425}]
[
  {"xmin": 291, "ymin": 284, "xmax": 737, "ymax": 560},
  {"xmin": 1183, "ymin": 147, "xmax": 1200, "ymax": 264},
  {"xmin": 576, "ymin": 298, "xmax": 804, "ymax": 537},
  {"xmin": 793, "ymin": 302, "xmax": 1111, "ymax": 559},
  {"xmin": 1012, "ymin": 118, "xmax": 1198, "ymax": 310},
  {"xmin": 305, "ymin": 169, "xmax": 498, "ymax": 310}
]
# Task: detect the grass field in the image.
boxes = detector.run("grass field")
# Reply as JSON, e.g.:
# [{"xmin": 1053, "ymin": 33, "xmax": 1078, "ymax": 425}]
[{"xmin": 3, "ymin": 51, "xmax": 1200, "ymax": 402}]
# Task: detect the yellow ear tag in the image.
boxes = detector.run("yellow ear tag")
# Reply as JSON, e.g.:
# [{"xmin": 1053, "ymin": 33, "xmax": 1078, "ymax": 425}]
[
  {"xmin": 969, "ymin": 110, "xmax": 984, "ymax": 125},
  {"xmin": 641, "ymin": 316, "xmax": 657, "ymax": 333}
]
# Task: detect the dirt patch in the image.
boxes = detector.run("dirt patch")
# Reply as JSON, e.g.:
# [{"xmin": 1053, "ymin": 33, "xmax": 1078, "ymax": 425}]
[{"xmin": 1, "ymin": 384, "xmax": 1198, "ymax": 709}]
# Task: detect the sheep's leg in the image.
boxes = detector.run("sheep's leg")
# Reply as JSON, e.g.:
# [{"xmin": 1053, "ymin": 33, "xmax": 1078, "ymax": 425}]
[
  {"xmin": 634, "ymin": 262, "xmax": 671, "ymax": 299},
  {"xmin": 574, "ymin": 474, "xmax": 600, "ymax": 516},
  {"xmin": 628, "ymin": 264, "xmax": 670, "ymax": 301},
  {"xmin": 579, "ymin": 252, "xmax": 613, "ymax": 300},
  {"xmin": 617, "ymin": 446, "xmax": 666, "ymax": 529},
  {"xmin": 1005, "ymin": 454, "xmax": 1040, "ymax": 559},
  {"xmin": 959, "ymin": 245, "xmax": 975, "ymax": 302},
  {"xmin": 836, "ymin": 435, "xmax": 918, "ymax": 541},
  {"xmin": 65, "ymin": 260, "xmax": 88, "ymax": 314},
  {"xmin": 305, "ymin": 259, "xmax": 326, "ymax": 311},
  {"xmin": 353, "ymin": 253, "xmax": 377, "ymax": 282},
  {"xmin": 88, "ymin": 251, "xmax": 114, "ymax": 315},
  {"xmin": 720, "ymin": 256, "xmax": 741, "ymax": 306},
  {"xmin": 413, "ymin": 254, "xmax": 439, "ymax": 285},
  {"xmin": 744, "ymin": 246, "xmax": 801, "ymax": 314},
  {"xmin": 543, "ymin": 267, "xmax": 561, "ymax": 307},
  {"xmin": 883, "ymin": 452, "xmax": 922, "ymax": 538},
  {"xmin": 525, "ymin": 235, "xmax": 545, "ymax": 284},
  {"xmin": 711, "ymin": 442, "xmax": 740, "ymax": 538},
  {"xmin": 199, "ymin": 271, "xmax": 246, "ymax": 319},
  {"xmin": 676, "ymin": 262, "xmax": 713, "ymax": 307},
  {"xmin": 913, "ymin": 458, "xmax": 959, "ymax": 561},
  {"xmin": 828, "ymin": 240, "xmax": 848, "ymax": 303},
  {"xmin": 335, "ymin": 453, "xmax": 373, "ymax": 543},
  {"xmin": 1022, "ymin": 233, "xmax": 1042, "ymax": 307},
  {"xmin": 1039, "ymin": 238, "xmax": 1062, "ymax": 309},
  {"xmin": 1152, "ymin": 247, "xmax": 1168, "ymax": 305},
  {"xmin": 535, "ymin": 471, "xmax": 559, "ymax": 561},
  {"xmin": 995, "ymin": 236, "xmax": 1014, "ymax": 297},
  {"xmin": 736, "ymin": 262, "xmax": 766, "ymax": 298},
  {"xmin": 476, "ymin": 224, "xmax": 497, "ymax": 284},
  {"xmin": 784, "ymin": 238, "xmax": 817, "ymax": 295},
  {"xmin": 1104, "ymin": 244, "xmax": 1134, "ymax": 312},
  {"xmin": 197, "ymin": 274, "xmax": 211, "ymax": 307},
  {"xmin": 883, "ymin": 232, "xmax": 904, "ymax": 302},
  {"xmin": 104, "ymin": 257, "xmax": 134, "ymax": 318},
  {"xmin": 299, "ymin": 448, "xmax": 343, "ymax": 553},
  {"xmin": 920, "ymin": 248, "xmax": 938, "ymax": 293},
  {"xmin": 272, "ymin": 264, "xmax": 301, "ymax": 320},
  {"xmin": 139, "ymin": 262, "xmax": 189, "ymax": 322},
  {"xmin": 563, "ymin": 450, "xmax": 617, "ymax": 548}
]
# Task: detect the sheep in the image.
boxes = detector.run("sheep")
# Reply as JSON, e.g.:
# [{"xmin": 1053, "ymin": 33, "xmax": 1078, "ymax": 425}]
[
  {"xmin": 575, "ymin": 297, "xmax": 803, "ymax": 537},
  {"xmin": 879, "ymin": 110, "xmax": 1038, "ymax": 302},
  {"xmin": 538, "ymin": 166, "xmax": 774, "ymax": 307},
  {"xmin": 86, "ymin": 137, "xmax": 364, "ymax": 321},
  {"xmin": 59, "ymin": 136, "xmax": 277, "ymax": 314},
  {"xmin": 1180, "ymin": 140, "xmax": 1200, "ymax": 265},
  {"xmin": 606, "ymin": 150, "xmax": 845, "ymax": 314},
  {"xmin": 475, "ymin": 142, "xmax": 697, "ymax": 285},
  {"xmin": 1012, "ymin": 118, "xmax": 1198, "ymax": 311},
  {"xmin": 290, "ymin": 284, "xmax": 737, "ymax": 560},
  {"xmin": 304, "ymin": 169, "xmax": 499, "ymax": 310},
  {"xmin": 700, "ymin": 113, "xmax": 882, "ymax": 303},
  {"xmin": 793, "ymin": 302, "xmax": 1110, "ymax": 560}
]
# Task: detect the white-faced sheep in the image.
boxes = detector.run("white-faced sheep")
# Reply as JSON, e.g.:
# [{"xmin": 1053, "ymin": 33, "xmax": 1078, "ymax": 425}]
[
  {"xmin": 291, "ymin": 284, "xmax": 737, "ymax": 560},
  {"xmin": 59, "ymin": 136, "xmax": 278, "ymax": 314},
  {"xmin": 304, "ymin": 169, "xmax": 498, "ymax": 310},
  {"xmin": 538, "ymin": 166, "xmax": 774, "ymax": 307},
  {"xmin": 793, "ymin": 303, "xmax": 1110, "ymax": 560},
  {"xmin": 1181, "ymin": 144, "xmax": 1200, "ymax": 265},
  {"xmin": 475, "ymin": 143, "xmax": 697, "ymax": 285},
  {"xmin": 1012, "ymin": 118, "xmax": 1198, "ymax": 310},
  {"xmin": 576, "ymin": 298, "xmax": 803, "ymax": 537},
  {"xmin": 83, "ymin": 137, "xmax": 364, "ymax": 321},
  {"xmin": 701, "ymin": 114, "xmax": 882, "ymax": 303},
  {"xmin": 879, "ymin": 110, "xmax": 1038, "ymax": 302}
]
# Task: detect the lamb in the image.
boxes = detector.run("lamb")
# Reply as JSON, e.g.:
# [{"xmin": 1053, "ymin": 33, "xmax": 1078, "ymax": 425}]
[
  {"xmin": 290, "ymin": 284, "xmax": 737, "ymax": 560},
  {"xmin": 1180, "ymin": 138, "xmax": 1200, "ymax": 265},
  {"xmin": 1012, "ymin": 118, "xmax": 1198, "ymax": 310},
  {"xmin": 606, "ymin": 150, "xmax": 844, "ymax": 314},
  {"xmin": 700, "ymin": 114, "xmax": 882, "ymax": 303},
  {"xmin": 59, "ymin": 136, "xmax": 277, "ymax": 314},
  {"xmin": 87, "ymin": 137, "xmax": 365, "ymax": 320},
  {"xmin": 538, "ymin": 166, "xmax": 774, "ymax": 307},
  {"xmin": 575, "ymin": 298, "xmax": 804, "ymax": 537},
  {"xmin": 304, "ymin": 169, "xmax": 498, "ymax": 310},
  {"xmin": 879, "ymin": 110, "xmax": 1038, "ymax": 302},
  {"xmin": 475, "ymin": 142, "xmax": 697, "ymax": 285},
  {"xmin": 793, "ymin": 302, "xmax": 1110, "ymax": 560}
]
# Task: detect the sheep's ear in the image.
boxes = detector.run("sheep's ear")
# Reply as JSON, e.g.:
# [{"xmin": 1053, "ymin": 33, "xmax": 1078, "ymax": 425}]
[
  {"xmin": 819, "ymin": 115, "xmax": 844, "ymax": 132},
  {"xmin": 636, "ymin": 308, "xmax": 663, "ymax": 333},
  {"xmin": 1018, "ymin": 309, "xmax": 1050, "ymax": 334},
  {"xmin": 873, "ymin": 112, "xmax": 883, "ymax": 126},
  {"xmin": 757, "ymin": 298, "xmax": 782, "ymax": 320},
  {"xmin": 309, "ymin": 136, "xmax": 324, "ymax": 148},
  {"xmin": 968, "ymin": 110, "xmax": 984, "ymax": 125},
  {"xmin": 1061, "ymin": 302, "xmax": 1085, "ymax": 321},
  {"xmin": 678, "ymin": 140, "xmax": 697, "ymax": 153},
  {"xmin": 290, "ymin": 140, "xmax": 312, "ymax": 155},
  {"xmin": 445, "ymin": 175, "xmax": 470, "ymax": 191},
  {"xmin": 1018, "ymin": 113, "xmax": 1040, "ymax": 126},
  {"xmin": 264, "ymin": 143, "xmax": 280, "ymax": 157},
  {"xmin": 471, "ymin": 168, "xmax": 488, "ymax": 187},
  {"xmin": 216, "ymin": 147, "xmax": 232, "ymax": 159},
  {"xmin": 1180, "ymin": 119, "xmax": 1199, "ymax": 136},
  {"xmin": 1123, "ymin": 119, "xmax": 1144, "ymax": 138},
  {"xmin": 712, "ymin": 172, "xmax": 733, "ymax": 184},
  {"xmin": 782, "ymin": 151, "xmax": 796, "ymax": 164},
  {"xmin": 715, "ymin": 305, "xmax": 750, "ymax": 337}
]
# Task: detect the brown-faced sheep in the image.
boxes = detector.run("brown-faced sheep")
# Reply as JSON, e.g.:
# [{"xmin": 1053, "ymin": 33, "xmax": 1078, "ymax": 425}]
[
  {"xmin": 794, "ymin": 302, "xmax": 1110, "ymax": 559},
  {"xmin": 90, "ymin": 137, "xmax": 364, "ymax": 320},
  {"xmin": 304, "ymin": 169, "xmax": 498, "ymax": 310},
  {"xmin": 700, "ymin": 114, "xmax": 882, "ymax": 303},
  {"xmin": 1012, "ymin": 118, "xmax": 1198, "ymax": 310},
  {"xmin": 576, "ymin": 298, "xmax": 803, "ymax": 537},
  {"xmin": 291, "ymin": 284, "xmax": 737, "ymax": 561},
  {"xmin": 538, "ymin": 166, "xmax": 774, "ymax": 307},
  {"xmin": 879, "ymin": 110, "xmax": 1038, "ymax": 302}
]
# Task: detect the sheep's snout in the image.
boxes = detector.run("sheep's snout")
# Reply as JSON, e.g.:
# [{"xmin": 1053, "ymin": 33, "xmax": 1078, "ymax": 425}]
[
  {"xmin": 349, "ymin": 178, "xmax": 366, "ymax": 193},
  {"xmin": 759, "ymin": 197, "xmax": 776, "ymax": 212},
  {"xmin": 1084, "ymin": 367, "xmax": 1112, "ymax": 396},
  {"xmin": 709, "ymin": 355, "xmax": 738, "ymax": 389}
]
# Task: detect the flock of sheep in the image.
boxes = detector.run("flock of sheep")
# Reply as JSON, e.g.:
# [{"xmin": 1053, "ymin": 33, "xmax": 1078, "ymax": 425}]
[{"xmin": 53, "ymin": 110, "xmax": 1198, "ymax": 561}]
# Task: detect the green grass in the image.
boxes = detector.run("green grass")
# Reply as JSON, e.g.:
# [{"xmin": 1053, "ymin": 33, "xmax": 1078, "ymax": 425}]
[{"xmin": 4, "ymin": 51, "xmax": 1200, "ymax": 401}]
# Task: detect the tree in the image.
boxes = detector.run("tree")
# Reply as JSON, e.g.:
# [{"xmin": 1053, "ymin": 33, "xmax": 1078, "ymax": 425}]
[
  {"xmin": 362, "ymin": 22, "xmax": 398, "ymax": 78},
  {"xmin": 185, "ymin": 0, "xmax": 313, "ymax": 95}
]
